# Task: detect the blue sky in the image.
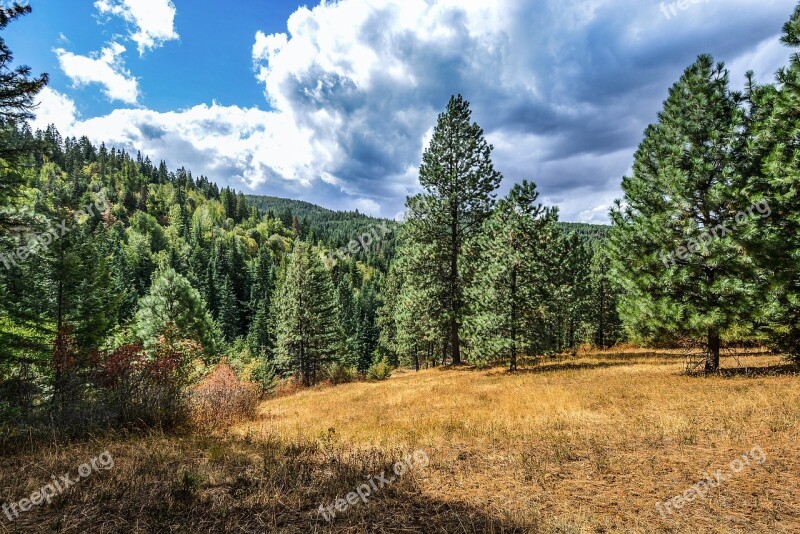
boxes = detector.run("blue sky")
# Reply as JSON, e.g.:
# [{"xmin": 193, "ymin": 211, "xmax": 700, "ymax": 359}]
[
  {"xmin": 7, "ymin": 0, "xmax": 798, "ymax": 221},
  {"xmin": 7, "ymin": 0, "xmax": 304, "ymax": 113}
]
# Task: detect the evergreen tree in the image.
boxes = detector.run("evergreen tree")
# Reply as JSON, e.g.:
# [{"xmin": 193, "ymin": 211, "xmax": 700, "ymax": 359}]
[
  {"xmin": 0, "ymin": 2, "xmax": 48, "ymax": 231},
  {"xmin": 247, "ymin": 245, "xmax": 277, "ymax": 357},
  {"xmin": 466, "ymin": 181, "xmax": 558, "ymax": 370},
  {"xmin": 336, "ymin": 274, "xmax": 360, "ymax": 368},
  {"xmin": 741, "ymin": 5, "xmax": 800, "ymax": 360},
  {"xmin": 273, "ymin": 242, "xmax": 341, "ymax": 385},
  {"xmin": 588, "ymin": 245, "xmax": 624, "ymax": 348},
  {"xmin": 548, "ymin": 232, "xmax": 592, "ymax": 353},
  {"xmin": 403, "ymin": 95, "xmax": 502, "ymax": 365},
  {"xmin": 133, "ymin": 267, "xmax": 220, "ymax": 356},
  {"xmin": 608, "ymin": 55, "xmax": 754, "ymax": 371},
  {"xmin": 216, "ymin": 274, "xmax": 239, "ymax": 342},
  {"xmin": 354, "ymin": 275, "xmax": 380, "ymax": 372}
]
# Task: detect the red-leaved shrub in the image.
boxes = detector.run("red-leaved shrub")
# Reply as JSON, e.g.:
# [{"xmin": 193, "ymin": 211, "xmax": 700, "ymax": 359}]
[{"xmin": 187, "ymin": 360, "xmax": 260, "ymax": 430}]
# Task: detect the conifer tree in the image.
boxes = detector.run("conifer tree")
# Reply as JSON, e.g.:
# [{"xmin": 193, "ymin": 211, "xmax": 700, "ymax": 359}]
[
  {"xmin": 273, "ymin": 242, "xmax": 340, "ymax": 385},
  {"xmin": 247, "ymin": 245, "xmax": 277, "ymax": 357},
  {"xmin": 741, "ymin": 5, "xmax": 800, "ymax": 360},
  {"xmin": 133, "ymin": 267, "xmax": 220, "ymax": 356},
  {"xmin": 608, "ymin": 55, "xmax": 753, "ymax": 371},
  {"xmin": 403, "ymin": 95, "xmax": 502, "ymax": 365},
  {"xmin": 588, "ymin": 245, "xmax": 623, "ymax": 349},
  {"xmin": 466, "ymin": 181, "xmax": 558, "ymax": 370},
  {"xmin": 0, "ymin": 2, "xmax": 48, "ymax": 231}
]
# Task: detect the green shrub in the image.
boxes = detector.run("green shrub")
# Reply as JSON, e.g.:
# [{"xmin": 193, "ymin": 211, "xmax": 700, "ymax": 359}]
[
  {"xmin": 321, "ymin": 362, "xmax": 358, "ymax": 385},
  {"xmin": 366, "ymin": 360, "xmax": 392, "ymax": 381}
]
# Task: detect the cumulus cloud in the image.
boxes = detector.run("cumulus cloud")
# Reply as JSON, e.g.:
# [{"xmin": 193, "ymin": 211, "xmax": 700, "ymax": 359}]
[
  {"xmin": 55, "ymin": 42, "xmax": 139, "ymax": 104},
  {"xmin": 39, "ymin": 0, "xmax": 797, "ymax": 221},
  {"xmin": 247, "ymin": 0, "xmax": 792, "ymax": 221},
  {"xmin": 30, "ymin": 87, "xmax": 79, "ymax": 133},
  {"xmin": 94, "ymin": 0, "xmax": 179, "ymax": 55}
]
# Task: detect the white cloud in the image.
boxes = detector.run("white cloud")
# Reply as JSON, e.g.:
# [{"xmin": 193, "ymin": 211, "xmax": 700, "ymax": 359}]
[
  {"xmin": 55, "ymin": 42, "xmax": 139, "ymax": 104},
  {"xmin": 353, "ymin": 198, "xmax": 382, "ymax": 216},
  {"xmin": 244, "ymin": 0, "xmax": 796, "ymax": 221},
  {"xmin": 38, "ymin": 0, "xmax": 798, "ymax": 220},
  {"xmin": 30, "ymin": 88, "xmax": 79, "ymax": 133},
  {"xmin": 94, "ymin": 0, "xmax": 179, "ymax": 55}
]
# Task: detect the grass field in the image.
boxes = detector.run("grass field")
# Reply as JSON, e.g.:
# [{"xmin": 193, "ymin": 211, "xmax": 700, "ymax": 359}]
[{"xmin": 2, "ymin": 351, "xmax": 799, "ymax": 533}]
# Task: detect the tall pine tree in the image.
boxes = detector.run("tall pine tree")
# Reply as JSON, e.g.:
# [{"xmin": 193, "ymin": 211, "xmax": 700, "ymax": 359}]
[
  {"xmin": 403, "ymin": 95, "xmax": 501, "ymax": 365},
  {"xmin": 609, "ymin": 55, "xmax": 754, "ymax": 371},
  {"xmin": 466, "ymin": 181, "xmax": 558, "ymax": 370}
]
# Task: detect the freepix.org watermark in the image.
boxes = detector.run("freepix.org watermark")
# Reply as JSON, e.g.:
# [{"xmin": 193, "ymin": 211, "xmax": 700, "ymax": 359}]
[
  {"xmin": 318, "ymin": 449, "xmax": 428, "ymax": 522},
  {"xmin": 323, "ymin": 221, "xmax": 393, "ymax": 267},
  {"xmin": 655, "ymin": 445, "xmax": 766, "ymax": 517},
  {"xmin": 2, "ymin": 450, "xmax": 114, "ymax": 522},
  {"xmin": 0, "ymin": 192, "xmax": 109, "ymax": 270},
  {"xmin": 660, "ymin": 0, "xmax": 712, "ymax": 20},
  {"xmin": 661, "ymin": 200, "xmax": 771, "ymax": 268}
]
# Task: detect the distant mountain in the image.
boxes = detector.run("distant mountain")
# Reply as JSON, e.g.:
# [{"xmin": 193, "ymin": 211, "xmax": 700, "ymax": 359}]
[
  {"xmin": 246, "ymin": 195, "xmax": 610, "ymax": 248},
  {"xmin": 245, "ymin": 195, "xmax": 398, "ymax": 251}
]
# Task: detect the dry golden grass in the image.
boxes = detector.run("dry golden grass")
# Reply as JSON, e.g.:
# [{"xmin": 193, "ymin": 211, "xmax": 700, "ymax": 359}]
[{"xmin": 2, "ymin": 351, "xmax": 799, "ymax": 533}]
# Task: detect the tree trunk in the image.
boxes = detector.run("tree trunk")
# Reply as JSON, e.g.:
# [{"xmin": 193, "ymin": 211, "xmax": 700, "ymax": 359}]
[
  {"xmin": 450, "ymin": 318, "xmax": 461, "ymax": 365},
  {"xmin": 706, "ymin": 329, "xmax": 720, "ymax": 372},
  {"xmin": 450, "ymin": 203, "xmax": 462, "ymax": 365},
  {"xmin": 510, "ymin": 266, "xmax": 517, "ymax": 372},
  {"xmin": 598, "ymin": 278, "xmax": 606, "ymax": 348}
]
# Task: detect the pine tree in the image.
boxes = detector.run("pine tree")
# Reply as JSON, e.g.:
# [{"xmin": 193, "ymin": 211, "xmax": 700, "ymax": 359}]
[
  {"xmin": 336, "ymin": 274, "xmax": 359, "ymax": 368},
  {"xmin": 466, "ymin": 181, "xmax": 558, "ymax": 370},
  {"xmin": 0, "ymin": 2, "xmax": 48, "ymax": 231},
  {"xmin": 549, "ymin": 232, "xmax": 592, "ymax": 353},
  {"xmin": 375, "ymin": 265, "xmax": 401, "ymax": 366},
  {"xmin": 273, "ymin": 242, "xmax": 341, "ymax": 385},
  {"xmin": 0, "ymin": 3, "xmax": 47, "ymax": 125},
  {"xmin": 133, "ymin": 267, "xmax": 220, "ymax": 356},
  {"xmin": 403, "ymin": 95, "xmax": 502, "ymax": 365},
  {"xmin": 392, "ymin": 229, "xmax": 446, "ymax": 369},
  {"xmin": 741, "ymin": 5, "xmax": 800, "ymax": 360},
  {"xmin": 588, "ymin": 245, "xmax": 623, "ymax": 349},
  {"xmin": 354, "ymin": 276, "xmax": 380, "ymax": 372},
  {"xmin": 216, "ymin": 274, "xmax": 239, "ymax": 342},
  {"xmin": 247, "ymin": 245, "xmax": 277, "ymax": 357},
  {"xmin": 608, "ymin": 55, "xmax": 754, "ymax": 372}
]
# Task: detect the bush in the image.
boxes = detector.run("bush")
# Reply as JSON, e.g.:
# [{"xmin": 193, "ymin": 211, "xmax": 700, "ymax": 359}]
[
  {"xmin": 366, "ymin": 360, "xmax": 392, "ymax": 381},
  {"xmin": 187, "ymin": 361, "xmax": 260, "ymax": 430},
  {"xmin": 321, "ymin": 362, "xmax": 358, "ymax": 385},
  {"xmin": 97, "ymin": 324, "xmax": 205, "ymax": 428},
  {"xmin": 227, "ymin": 346, "xmax": 279, "ymax": 397}
]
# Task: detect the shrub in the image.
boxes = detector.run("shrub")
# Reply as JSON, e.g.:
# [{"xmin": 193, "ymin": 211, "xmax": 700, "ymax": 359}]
[
  {"xmin": 187, "ymin": 361, "xmax": 260, "ymax": 430},
  {"xmin": 249, "ymin": 359, "xmax": 279, "ymax": 396},
  {"xmin": 321, "ymin": 362, "xmax": 357, "ymax": 385},
  {"xmin": 366, "ymin": 360, "xmax": 392, "ymax": 381},
  {"xmin": 96, "ymin": 324, "xmax": 205, "ymax": 428}
]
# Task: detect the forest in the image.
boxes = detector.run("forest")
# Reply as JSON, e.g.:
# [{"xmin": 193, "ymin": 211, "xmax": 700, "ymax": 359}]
[
  {"xmin": 2, "ymin": 1, "xmax": 800, "ymax": 427},
  {"xmin": 4, "ymin": 2, "xmax": 800, "ymax": 532}
]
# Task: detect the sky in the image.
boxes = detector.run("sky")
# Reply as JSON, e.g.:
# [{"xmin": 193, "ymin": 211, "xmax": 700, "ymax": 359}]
[{"xmin": 5, "ymin": 0, "xmax": 797, "ymax": 222}]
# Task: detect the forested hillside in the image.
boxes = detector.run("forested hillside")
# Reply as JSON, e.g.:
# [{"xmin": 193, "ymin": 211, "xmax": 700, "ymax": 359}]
[
  {"xmin": 0, "ymin": 110, "xmax": 623, "ymax": 420},
  {"xmin": 11, "ymin": 1, "xmax": 800, "ymax": 431},
  {"xmin": 0, "ymin": 1, "xmax": 623, "ymax": 427}
]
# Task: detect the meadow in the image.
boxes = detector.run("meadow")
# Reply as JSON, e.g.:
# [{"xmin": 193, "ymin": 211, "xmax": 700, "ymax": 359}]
[{"xmin": 2, "ymin": 350, "xmax": 798, "ymax": 533}]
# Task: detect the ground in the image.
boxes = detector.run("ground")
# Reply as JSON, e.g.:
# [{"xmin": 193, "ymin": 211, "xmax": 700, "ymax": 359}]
[{"xmin": 2, "ymin": 350, "xmax": 799, "ymax": 533}]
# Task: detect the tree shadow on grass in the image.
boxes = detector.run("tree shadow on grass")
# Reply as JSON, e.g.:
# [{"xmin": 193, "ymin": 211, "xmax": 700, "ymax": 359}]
[
  {"xmin": 4, "ymin": 432, "xmax": 537, "ymax": 533},
  {"xmin": 709, "ymin": 363, "xmax": 800, "ymax": 378},
  {"xmin": 510, "ymin": 360, "xmax": 631, "ymax": 375}
]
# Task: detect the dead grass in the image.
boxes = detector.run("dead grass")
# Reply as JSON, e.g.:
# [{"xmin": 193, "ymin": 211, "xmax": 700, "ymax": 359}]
[{"xmin": 2, "ymin": 351, "xmax": 799, "ymax": 532}]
